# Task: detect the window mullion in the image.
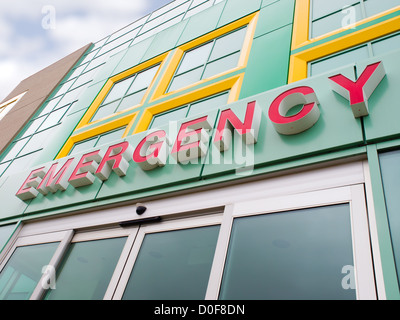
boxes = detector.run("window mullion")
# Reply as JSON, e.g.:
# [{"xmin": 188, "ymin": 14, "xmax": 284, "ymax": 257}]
[
  {"xmin": 29, "ymin": 230, "xmax": 75, "ymax": 300},
  {"xmin": 200, "ymin": 38, "xmax": 217, "ymax": 81}
]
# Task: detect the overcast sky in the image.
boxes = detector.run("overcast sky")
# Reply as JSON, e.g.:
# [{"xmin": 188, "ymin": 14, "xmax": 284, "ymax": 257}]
[{"xmin": 0, "ymin": 0, "xmax": 174, "ymax": 102}]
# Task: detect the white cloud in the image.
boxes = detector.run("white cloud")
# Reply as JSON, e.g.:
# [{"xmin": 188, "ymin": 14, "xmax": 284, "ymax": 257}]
[{"xmin": 0, "ymin": 0, "xmax": 173, "ymax": 102}]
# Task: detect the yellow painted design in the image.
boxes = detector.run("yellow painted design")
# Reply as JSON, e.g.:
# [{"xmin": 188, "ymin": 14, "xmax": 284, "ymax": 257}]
[
  {"xmin": 289, "ymin": 0, "xmax": 400, "ymax": 83},
  {"xmin": 291, "ymin": 0, "xmax": 310, "ymax": 50}
]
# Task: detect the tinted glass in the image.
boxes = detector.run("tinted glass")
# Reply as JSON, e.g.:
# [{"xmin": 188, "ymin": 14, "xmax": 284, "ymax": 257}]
[
  {"xmin": 45, "ymin": 237, "xmax": 126, "ymax": 300},
  {"xmin": 122, "ymin": 225, "xmax": 220, "ymax": 300},
  {"xmin": 0, "ymin": 242, "xmax": 59, "ymax": 300},
  {"xmin": 187, "ymin": 92, "xmax": 229, "ymax": 116},
  {"xmin": 219, "ymin": 204, "xmax": 356, "ymax": 300},
  {"xmin": 150, "ymin": 106, "xmax": 189, "ymax": 129},
  {"xmin": 177, "ymin": 42, "xmax": 213, "ymax": 74},
  {"xmin": 209, "ymin": 27, "xmax": 247, "ymax": 61}
]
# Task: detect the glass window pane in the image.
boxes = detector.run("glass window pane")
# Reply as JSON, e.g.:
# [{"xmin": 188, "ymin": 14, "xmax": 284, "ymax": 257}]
[
  {"xmin": 202, "ymin": 52, "xmax": 241, "ymax": 79},
  {"xmin": 168, "ymin": 67, "xmax": 203, "ymax": 92},
  {"xmin": 209, "ymin": 27, "xmax": 247, "ymax": 61},
  {"xmin": 116, "ymin": 91, "xmax": 146, "ymax": 112},
  {"xmin": 219, "ymin": 204, "xmax": 356, "ymax": 300},
  {"xmin": 91, "ymin": 101, "xmax": 119, "ymax": 122},
  {"xmin": 311, "ymin": 3, "xmax": 362, "ymax": 38},
  {"xmin": 0, "ymin": 242, "xmax": 59, "ymax": 300},
  {"xmin": 102, "ymin": 78, "xmax": 133, "ymax": 105},
  {"xmin": 122, "ymin": 225, "xmax": 220, "ymax": 300},
  {"xmin": 37, "ymin": 97, "xmax": 62, "ymax": 117},
  {"xmin": 69, "ymin": 138, "xmax": 98, "ymax": 155},
  {"xmin": 309, "ymin": 45, "xmax": 369, "ymax": 76},
  {"xmin": 39, "ymin": 105, "xmax": 69, "ymax": 130},
  {"xmin": 364, "ymin": 0, "xmax": 400, "ymax": 17},
  {"xmin": 19, "ymin": 128, "xmax": 56, "ymax": 156},
  {"xmin": 176, "ymin": 42, "xmax": 213, "ymax": 75},
  {"xmin": 187, "ymin": 92, "xmax": 229, "ymax": 116},
  {"xmin": 372, "ymin": 33, "xmax": 400, "ymax": 56},
  {"xmin": 45, "ymin": 237, "xmax": 126, "ymax": 300},
  {"xmin": 127, "ymin": 65, "xmax": 159, "ymax": 94},
  {"xmin": 150, "ymin": 106, "xmax": 189, "ymax": 129},
  {"xmin": 1, "ymin": 138, "xmax": 29, "ymax": 162},
  {"xmin": 379, "ymin": 150, "xmax": 400, "ymax": 287},
  {"xmin": 0, "ymin": 224, "xmax": 16, "ymax": 253},
  {"xmin": 311, "ymin": 0, "xmax": 360, "ymax": 20},
  {"xmin": 0, "ymin": 162, "xmax": 10, "ymax": 176},
  {"xmin": 95, "ymin": 127, "xmax": 126, "ymax": 147}
]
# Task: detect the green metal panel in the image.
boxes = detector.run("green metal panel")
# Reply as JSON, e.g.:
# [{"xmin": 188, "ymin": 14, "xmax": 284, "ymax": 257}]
[
  {"xmin": 203, "ymin": 65, "xmax": 364, "ymax": 177},
  {"xmin": 361, "ymin": 49, "xmax": 400, "ymax": 143},
  {"xmin": 112, "ymin": 36, "xmax": 155, "ymax": 76},
  {"xmin": 217, "ymin": 0, "xmax": 262, "ymax": 28},
  {"xmin": 0, "ymin": 173, "xmax": 29, "ymax": 220},
  {"xmin": 239, "ymin": 25, "xmax": 293, "ymax": 99},
  {"xmin": 143, "ymin": 19, "xmax": 188, "ymax": 61},
  {"xmin": 177, "ymin": 1, "xmax": 225, "ymax": 46},
  {"xmin": 254, "ymin": 0, "xmax": 295, "ymax": 38}
]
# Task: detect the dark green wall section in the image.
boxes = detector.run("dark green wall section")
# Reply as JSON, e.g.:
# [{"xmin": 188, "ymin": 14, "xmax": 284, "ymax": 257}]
[{"xmin": 239, "ymin": 0, "xmax": 295, "ymax": 99}]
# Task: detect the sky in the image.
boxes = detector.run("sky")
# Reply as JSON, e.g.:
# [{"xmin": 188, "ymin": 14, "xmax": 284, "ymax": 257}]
[{"xmin": 0, "ymin": 0, "xmax": 174, "ymax": 102}]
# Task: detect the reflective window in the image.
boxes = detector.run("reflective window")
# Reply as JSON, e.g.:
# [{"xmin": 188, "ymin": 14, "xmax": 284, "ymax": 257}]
[
  {"xmin": 0, "ymin": 242, "xmax": 59, "ymax": 300},
  {"xmin": 309, "ymin": 31, "xmax": 400, "ymax": 76},
  {"xmin": 149, "ymin": 91, "xmax": 229, "ymax": 129},
  {"xmin": 69, "ymin": 127, "xmax": 126, "ymax": 155},
  {"xmin": 45, "ymin": 237, "xmax": 126, "ymax": 300},
  {"xmin": 91, "ymin": 65, "xmax": 159, "ymax": 122},
  {"xmin": 219, "ymin": 204, "xmax": 356, "ymax": 300},
  {"xmin": 309, "ymin": 45, "xmax": 369, "ymax": 76},
  {"xmin": 122, "ymin": 225, "xmax": 220, "ymax": 300},
  {"xmin": 168, "ymin": 27, "xmax": 247, "ymax": 92}
]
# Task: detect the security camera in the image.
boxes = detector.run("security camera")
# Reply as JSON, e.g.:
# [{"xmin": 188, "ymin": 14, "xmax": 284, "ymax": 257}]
[{"xmin": 136, "ymin": 204, "xmax": 147, "ymax": 215}]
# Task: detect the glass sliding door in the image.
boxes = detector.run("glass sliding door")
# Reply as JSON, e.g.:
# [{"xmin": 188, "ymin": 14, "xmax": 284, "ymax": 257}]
[
  {"xmin": 219, "ymin": 204, "xmax": 355, "ymax": 299},
  {"xmin": 113, "ymin": 215, "xmax": 222, "ymax": 300},
  {"xmin": 206, "ymin": 185, "xmax": 376, "ymax": 300}
]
